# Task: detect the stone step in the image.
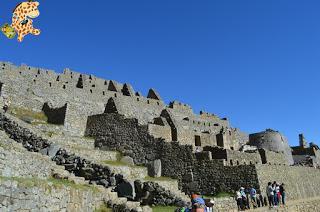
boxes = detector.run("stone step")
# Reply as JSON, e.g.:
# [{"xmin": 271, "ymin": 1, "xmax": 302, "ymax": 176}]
[
  {"xmin": 145, "ymin": 178, "xmax": 190, "ymax": 203},
  {"xmin": 126, "ymin": 201, "xmax": 141, "ymax": 209},
  {"xmin": 1, "ymin": 113, "xmax": 144, "ymax": 212},
  {"xmin": 106, "ymin": 163, "xmax": 149, "ymax": 180},
  {"xmin": 4, "ymin": 113, "xmax": 185, "ymax": 208}
]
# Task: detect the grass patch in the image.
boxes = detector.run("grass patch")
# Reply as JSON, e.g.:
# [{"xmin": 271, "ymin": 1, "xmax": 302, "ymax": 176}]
[
  {"xmin": 152, "ymin": 206, "xmax": 177, "ymax": 212},
  {"xmin": 0, "ymin": 176, "xmax": 100, "ymax": 193},
  {"xmin": 144, "ymin": 176, "xmax": 176, "ymax": 182},
  {"xmin": 9, "ymin": 106, "xmax": 48, "ymax": 123},
  {"xmin": 103, "ymin": 160, "xmax": 128, "ymax": 166},
  {"xmin": 94, "ymin": 204, "xmax": 112, "ymax": 212}
]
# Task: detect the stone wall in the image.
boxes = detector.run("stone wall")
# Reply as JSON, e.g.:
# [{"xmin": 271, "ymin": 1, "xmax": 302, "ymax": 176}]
[
  {"xmin": 86, "ymin": 113, "xmax": 261, "ymax": 195},
  {"xmin": 255, "ymin": 164, "xmax": 320, "ymax": 201},
  {"xmin": 0, "ymin": 61, "xmax": 249, "ymax": 148},
  {"xmin": 259, "ymin": 149, "xmax": 288, "ymax": 165},
  {"xmin": 203, "ymin": 146, "xmax": 262, "ymax": 166},
  {"xmin": 0, "ymin": 178, "xmax": 108, "ymax": 212},
  {"xmin": 147, "ymin": 123, "xmax": 172, "ymax": 141}
]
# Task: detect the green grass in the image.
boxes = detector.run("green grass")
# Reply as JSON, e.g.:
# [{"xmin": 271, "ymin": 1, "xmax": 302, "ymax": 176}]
[
  {"xmin": 9, "ymin": 106, "xmax": 48, "ymax": 123},
  {"xmin": 0, "ymin": 176, "xmax": 100, "ymax": 193},
  {"xmin": 152, "ymin": 206, "xmax": 177, "ymax": 212},
  {"xmin": 103, "ymin": 160, "xmax": 128, "ymax": 166},
  {"xmin": 144, "ymin": 176, "xmax": 176, "ymax": 182},
  {"xmin": 94, "ymin": 204, "xmax": 112, "ymax": 212}
]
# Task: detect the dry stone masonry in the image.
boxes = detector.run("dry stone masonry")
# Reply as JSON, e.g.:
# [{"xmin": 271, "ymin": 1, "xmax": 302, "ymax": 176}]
[{"xmin": 1, "ymin": 61, "xmax": 320, "ymax": 211}]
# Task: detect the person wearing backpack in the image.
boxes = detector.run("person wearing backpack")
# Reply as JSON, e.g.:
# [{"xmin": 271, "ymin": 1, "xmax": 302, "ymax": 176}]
[{"xmin": 250, "ymin": 186, "xmax": 257, "ymax": 208}]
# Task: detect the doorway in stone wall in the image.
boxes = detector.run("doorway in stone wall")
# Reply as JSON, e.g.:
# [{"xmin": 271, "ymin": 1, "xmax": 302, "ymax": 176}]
[
  {"xmin": 195, "ymin": 135, "xmax": 201, "ymax": 146},
  {"xmin": 42, "ymin": 103, "xmax": 67, "ymax": 125}
]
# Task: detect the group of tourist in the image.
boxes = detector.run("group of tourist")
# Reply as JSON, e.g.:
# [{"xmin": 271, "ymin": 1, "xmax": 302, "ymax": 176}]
[
  {"xmin": 266, "ymin": 181, "xmax": 286, "ymax": 208},
  {"xmin": 236, "ymin": 182, "xmax": 286, "ymax": 210},
  {"xmin": 176, "ymin": 194, "xmax": 214, "ymax": 212}
]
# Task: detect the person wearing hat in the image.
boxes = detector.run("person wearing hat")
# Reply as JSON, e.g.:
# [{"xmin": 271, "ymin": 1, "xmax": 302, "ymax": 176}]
[{"xmin": 191, "ymin": 193, "xmax": 206, "ymax": 212}]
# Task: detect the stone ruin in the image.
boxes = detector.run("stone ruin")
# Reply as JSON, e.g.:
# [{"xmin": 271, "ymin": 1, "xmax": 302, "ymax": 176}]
[{"xmin": 1, "ymin": 61, "xmax": 320, "ymax": 211}]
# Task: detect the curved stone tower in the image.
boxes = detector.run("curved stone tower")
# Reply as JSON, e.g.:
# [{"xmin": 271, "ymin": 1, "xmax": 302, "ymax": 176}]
[{"xmin": 249, "ymin": 129, "xmax": 294, "ymax": 165}]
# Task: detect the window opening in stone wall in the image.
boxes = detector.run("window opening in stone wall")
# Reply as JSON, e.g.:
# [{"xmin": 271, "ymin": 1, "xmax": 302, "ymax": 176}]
[
  {"xmin": 92, "ymin": 84, "xmax": 95, "ymax": 87},
  {"xmin": 19, "ymin": 71, "xmax": 22, "ymax": 75},
  {"xmin": 104, "ymin": 81, "xmax": 108, "ymax": 85},
  {"xmin": 90, "ymin": 89, "xmax": 93, "ymax": 93},
  {"xmin": 250, "ymin": 161, "xmax": 253, "ymax": 165},
  {"xmin": 56, "ymin": 76, "xmax": 60, "ymax": 81},
  {"xmin": 102, "ymin": 91, "xmax": 105, "ymax": 95},
  {"xmin": 147, "ymin": 100, "xmax": 150, "ymax": 104},
  {"xmin": 37, "ymin": 70, "xmax": 40, "ymax": 74},
  {"xmin": 49, "ymin": 82, "xmax": 52, "ymax": 87},
  {"xmin": 157, "ymin": 102, "xmax": 160, "ymax": 106},
  {"xmin": 230, "ymin": 147, "xmax": 234, "ymax": 150},
  {"xmin": 35, "ymin": 75, "xmax": 38, "ymax": 78},
  {"xmin": 33, "ymin": 79, "xmax": 36, "ymax": 83},
  {"xmin": 230, "ymin": 160, "xmax": 233, "ymax": 166},
  {"xmin": 76, "ymin": 75, "xmax": 83, "ymax": 89},
  {"xmin": 89, "ymin": 75, "xmax": 92, "ymax": 80},
  {"xmin": 236, "ymin": 161, "xmax": 239, "ymax": 165},
  {"xmin": 137, "ymin": 98, "xmax": 140, "ymax": 101},
  {"xmin": 114, "ymin": 93, "xmax": 117, "ymax": 97},
  {"xmin": 63, "ymin": 85, "xmax": 66, "ymax": 89},
  {"xmin": 0, "ymin": 82, "xmax": 3, "ymax": 96},
  {"xmin": 195, "ymin": 135, "xmax": 201, "ymax": 147}
]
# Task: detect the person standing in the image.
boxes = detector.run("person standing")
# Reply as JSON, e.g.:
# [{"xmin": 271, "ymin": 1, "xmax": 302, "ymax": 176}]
[
  {"xmin": 250, "ymin": 186, "xmax": 257, "ymax": 208},
  {"xmin": 272, "ymin": 182, "xmax": 278, "ymax": 206},
  {"xmin": 266, "ymin": 182, "xmax": 274, "ymax": 208},
  {"xmin": 280, "ymin": 183, "xmax": 286, "ymax": 206},
  {"xmin": 236, "ymin": 189, "xmax": 243, "ymax": 211}
]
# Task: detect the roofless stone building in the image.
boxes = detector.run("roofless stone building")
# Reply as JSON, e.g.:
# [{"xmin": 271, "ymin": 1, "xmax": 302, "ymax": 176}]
[{"xmin": 1, "ymin": 61, "xmax": 320, "ymax": 211}]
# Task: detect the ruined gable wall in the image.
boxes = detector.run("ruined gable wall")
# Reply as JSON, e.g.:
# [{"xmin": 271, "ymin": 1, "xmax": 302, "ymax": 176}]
[
  {"xmin": 259, "ymin": 149, "xmax": 289, "ymax": 165},
  {"xmin": 147, "ymin": 123, "xmax": 172, "ymax": 141},
  {"xmin": 203, "ymin": 146, "xmax": 262, "ymax": 166},
  {"xmin": 86, "ymin": 113, "xmax": 261, "ymax": 195}
]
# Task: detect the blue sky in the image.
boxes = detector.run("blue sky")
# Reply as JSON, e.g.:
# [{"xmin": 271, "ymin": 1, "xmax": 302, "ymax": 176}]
[{"xmin": 1, "ymin": 0, "xmax": 320, "ymax": 146}]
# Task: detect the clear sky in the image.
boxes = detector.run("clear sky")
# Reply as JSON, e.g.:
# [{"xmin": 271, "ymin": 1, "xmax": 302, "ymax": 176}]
[{"xmin": 1, "ymin": 0, "xmax": 320, "ymax": 146}]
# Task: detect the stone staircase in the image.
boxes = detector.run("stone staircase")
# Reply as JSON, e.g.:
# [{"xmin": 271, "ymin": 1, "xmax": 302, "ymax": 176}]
[
  {"xmin": 4, "ymin": 112, "xmax": 190, "ymax": 207},
  {"xmin": 48, "ymin": 133, "xmax": 190, "ymax": 203},
  {"xmin": 1, "ymin": 113, "xmax": 152, "ymax": 212}
]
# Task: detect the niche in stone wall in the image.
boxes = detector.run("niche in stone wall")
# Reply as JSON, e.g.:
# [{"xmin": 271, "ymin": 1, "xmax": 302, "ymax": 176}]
[
  {"xmin": 216, "ymin": 133, "xmax": 225, "ymax": 148},
  {"xmin": 195, "ymin": 135, "xmax": 201, "ymax": 146},
  {"xmin": 76, "ymin": 75, "xmax": 83, "ymax": 89},
  {"xmin": 42, "ymin": 103, "xmax": 67, "ymax": 125},
  {"xmin": 104, "ymin": 98, "xmax": 118, "ymax": 114},
  {"xmin": 0, "ymin": 82, "xmax": 3, "ymax": 96}
]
